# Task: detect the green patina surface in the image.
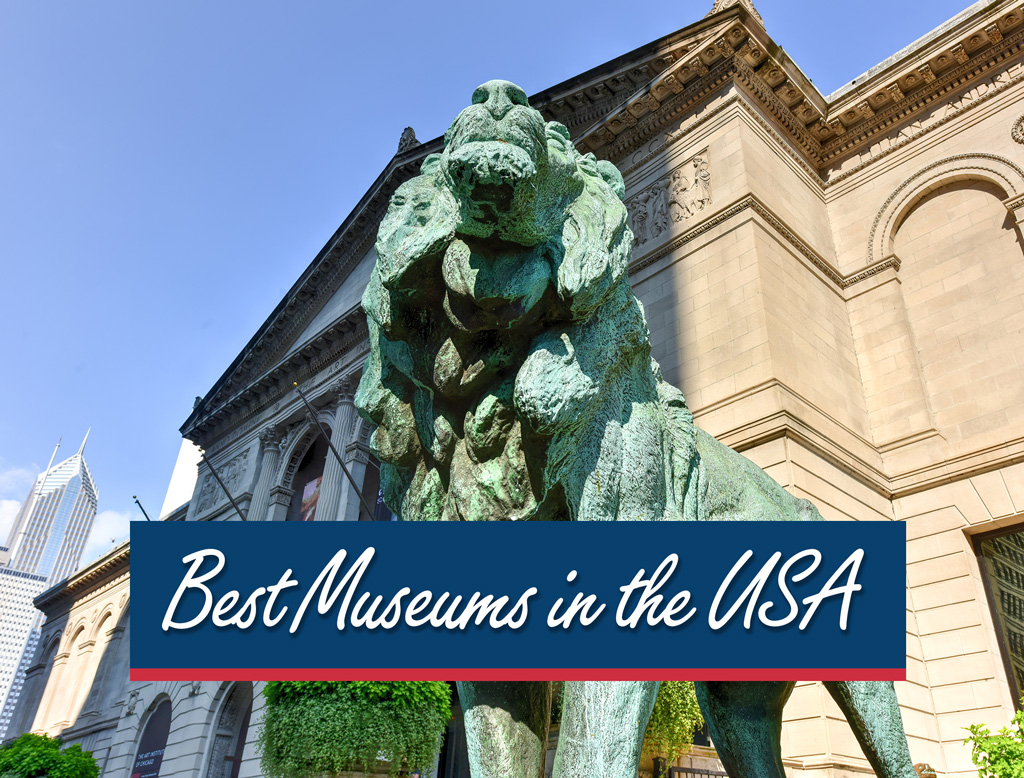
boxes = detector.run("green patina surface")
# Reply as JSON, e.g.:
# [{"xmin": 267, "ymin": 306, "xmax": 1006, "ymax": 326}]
[{"xmin": 355, "ymin": 81, "xmax": 916, "ymax": 778}]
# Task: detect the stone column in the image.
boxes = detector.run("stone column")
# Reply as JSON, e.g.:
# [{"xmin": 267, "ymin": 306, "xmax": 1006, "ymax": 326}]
[
  {"xmin": 315, "ymin": 377, "xmax": 357, "ymax": 522},
  {"xmin": 247, "ymin": 427, "xmax": 282, "ymax": 522},
  {"xmin": 341, "ymin": 422, "xmax": 372, "ymax": 521}
]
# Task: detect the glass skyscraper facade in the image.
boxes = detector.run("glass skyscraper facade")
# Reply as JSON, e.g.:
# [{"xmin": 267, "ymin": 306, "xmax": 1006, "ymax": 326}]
[{"xmin": 0, "ymin": 435, "xmax": 98, "ymax": 738}]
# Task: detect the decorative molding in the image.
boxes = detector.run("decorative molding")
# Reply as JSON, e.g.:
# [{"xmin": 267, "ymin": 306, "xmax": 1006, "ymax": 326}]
[
  {"xmin": 268, "ymin": 484, "xmax": 294, "ymax": 507},
  {"xmin": 629, "ymin": 193, "xmax": 904, "ymax": 293},
  {"xmin": 1005, "ymin": 192, "xmax": 1024, "ymax": 225},
  {"xmin": 280, "ymin": 426, "xmax": 322, "ymax": 490},
  {"xmin": 886, "ymin": 83, "xmax": 905, "ymax": 102},
  {"xmin": 844, "ymin": 255, "xmax": 902, "ymax": 289},
  {"xmin": 1013, "ymin": 113, "xmax": 1024, "ymax": 143}
]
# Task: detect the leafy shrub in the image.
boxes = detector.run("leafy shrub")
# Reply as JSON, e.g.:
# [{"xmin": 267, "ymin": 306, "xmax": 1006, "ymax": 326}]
[
  {"xmin": 642, "ymin": 681, "xmax": 705, "ymax": 762},
  {"xmin": 964, "ymin": 703, "xmax": 1024, "ymax": 778},
  {"xmin": 0, "ymin": 732, "xmax": 98, "ymax": 778},
  {"xmin": 259, "ymin": 682, "xmax": 451, "ymax": 778}
]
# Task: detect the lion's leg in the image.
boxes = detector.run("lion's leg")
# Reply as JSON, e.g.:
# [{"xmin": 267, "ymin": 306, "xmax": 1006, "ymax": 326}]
[
  {"xmin": 457, "ymin": 681, "xmax": 551, "ymax": 778},
  {"xmin": 553, "ymin": 681, "xmax": 659, "ymax": 778},
  {"xmin": 695, "ymin": 681, "xmax": 793, "ymax": 778},
  {"xmin": 823, "ymin": 681, "xmax": 916, "ymax": 778}
]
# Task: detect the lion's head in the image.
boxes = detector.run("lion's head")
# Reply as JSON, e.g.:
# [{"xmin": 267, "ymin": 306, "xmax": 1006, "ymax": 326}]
[{"xmin": 355, "ymin": 80, "xmax": 695, "ymax": 523}]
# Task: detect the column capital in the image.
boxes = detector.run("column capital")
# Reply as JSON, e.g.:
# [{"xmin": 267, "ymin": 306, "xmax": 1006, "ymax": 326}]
[
  {"xmin": 329, "ymin": 374, "xmax": 359, "ymax": 404},
  {"xmin": 259, "ymin": 424, "xmax": 284, "ymax": 450}
]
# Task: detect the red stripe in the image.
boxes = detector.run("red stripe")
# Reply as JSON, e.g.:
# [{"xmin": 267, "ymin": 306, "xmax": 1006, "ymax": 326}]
[{"xmin": 130, "ymin": 668, "xmax": 906, "ymax": 682}]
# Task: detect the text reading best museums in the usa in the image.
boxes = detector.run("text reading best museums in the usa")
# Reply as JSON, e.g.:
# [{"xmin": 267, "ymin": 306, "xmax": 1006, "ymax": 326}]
[{"xmin": 161, "ymin": 546, "xmax": 865, "ymax": 635}]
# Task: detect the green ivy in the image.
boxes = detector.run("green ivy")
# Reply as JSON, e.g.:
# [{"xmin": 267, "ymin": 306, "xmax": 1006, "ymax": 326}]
[
  {"xmin": 642, "ymin": 682, "xmax": 705, "ymax": 762},
  {"xmin": 0, "ymin": 733, "xmax": 98, "ymax": 778},
  {"xmin": 259, "ymin": 682, "xmax": 451, "ymax": 778},
  {"xmin": 964, "ymin": 702, "xmax": 1024, "ymax": 778}
]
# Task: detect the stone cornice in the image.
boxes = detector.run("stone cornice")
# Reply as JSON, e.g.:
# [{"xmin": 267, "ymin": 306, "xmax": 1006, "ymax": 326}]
[
  {"xmin": 34, "ymin": 541, "xmax": 130, "ymax": 612},
  {"xmin": 185, "ymin": 304, "xmax": 368, "ymax": 445},
  {"xmin": 182, "ymin": 141, "xmax": 439, "ymax": 440},
  {"xmin": 822, "ymin": 20, "xmax": 1024, "ymax": 174},
  {"xmin": 532, "ymin": 7, "xmax": 747, "ymax": 136},
  {"xmin": 576, "ymin": 19, "xmax": 833, "ymax": 164}
]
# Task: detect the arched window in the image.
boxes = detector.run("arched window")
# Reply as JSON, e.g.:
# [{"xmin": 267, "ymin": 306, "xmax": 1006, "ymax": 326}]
[
  {"xmin": 131, "ymin": 699, "xmax": 171, "ymax": 778},
  {"xmin": 286, "ymin": 435, "xmax": 330, "ymax": 521},
  {"xmin": 204, "ymin": 682, "xmax": 253, "ymax": 778}
]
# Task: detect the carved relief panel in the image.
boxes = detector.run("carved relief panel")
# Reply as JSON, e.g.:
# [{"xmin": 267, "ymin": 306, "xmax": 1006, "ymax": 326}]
[
  {"xmin": 626, "ymin": 150, "xmax": 712, "ymax": 249},
  {"xmin": 195, "ymin": 449, "xmax": 251, "ymax": 514}
]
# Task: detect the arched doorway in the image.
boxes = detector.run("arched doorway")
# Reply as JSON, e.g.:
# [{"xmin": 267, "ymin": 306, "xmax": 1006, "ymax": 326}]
[{"xmin": 131, "ymin": 698, "xmax": 171, "ymax": 778}]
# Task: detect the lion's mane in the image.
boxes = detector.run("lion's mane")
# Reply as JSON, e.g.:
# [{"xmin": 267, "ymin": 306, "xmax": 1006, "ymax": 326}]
[{"xmin": 355, "ymin": 82, "xmax": 697, "ymax": 522}]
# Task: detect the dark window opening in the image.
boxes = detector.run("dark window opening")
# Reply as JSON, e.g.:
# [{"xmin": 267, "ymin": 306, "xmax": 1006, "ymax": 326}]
[
  {"xmin": 976, "ymin": 525, "xmax": 1024, "ymax": 708},
  {"xmin": 360, "ymin": 454, "xmax": 397, "ymax": 521}
]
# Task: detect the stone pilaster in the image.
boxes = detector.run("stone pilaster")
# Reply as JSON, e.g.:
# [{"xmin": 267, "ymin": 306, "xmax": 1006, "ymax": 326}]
[
  {"xmin": 342, "ymin": 420, "xmax": 374, "ymax": 521},
  {"xmin": 316, "ymin": 376, "xmax": 358, "ymax": 522},
  {"xmin": 248, "ymin": 427, "xmax": 282, "ymax": 522}
]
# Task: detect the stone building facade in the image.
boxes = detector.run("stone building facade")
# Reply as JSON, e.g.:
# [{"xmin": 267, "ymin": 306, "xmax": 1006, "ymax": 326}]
[{"xmin": 7, "ymin": 0, "xmax": 1024, "ymax": 776}]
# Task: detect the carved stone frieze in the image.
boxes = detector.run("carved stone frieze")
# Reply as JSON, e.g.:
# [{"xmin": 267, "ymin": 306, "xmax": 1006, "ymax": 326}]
[
  {"xmin": 196, "ymin": 450, "xmax": 250, "ymax": 513},
  {"xmin": 626, "ymin": 152, "xmax": 712, "ymax": 248}
]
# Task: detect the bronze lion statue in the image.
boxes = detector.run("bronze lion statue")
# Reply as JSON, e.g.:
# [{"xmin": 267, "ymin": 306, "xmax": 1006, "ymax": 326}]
[{"xmin": 355, "ymin": 80, "xmax": 915, "ymax": 778}]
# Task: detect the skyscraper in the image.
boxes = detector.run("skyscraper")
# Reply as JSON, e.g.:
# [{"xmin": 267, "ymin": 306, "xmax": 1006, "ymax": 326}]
[{"xmin": 0, "ymin": 433, "xmax": 98, "ymax": 738}]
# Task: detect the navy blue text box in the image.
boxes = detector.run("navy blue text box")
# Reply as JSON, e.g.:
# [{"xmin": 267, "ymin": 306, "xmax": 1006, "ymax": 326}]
[{"xmin": 130, "ymin": 521, "xmax": 906, "ymax": 681}]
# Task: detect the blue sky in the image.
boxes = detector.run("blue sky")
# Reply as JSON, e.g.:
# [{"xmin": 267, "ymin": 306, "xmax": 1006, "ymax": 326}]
[{"xmin": 0, "ymin": 0, "xmax": 973, "ymax": 564}]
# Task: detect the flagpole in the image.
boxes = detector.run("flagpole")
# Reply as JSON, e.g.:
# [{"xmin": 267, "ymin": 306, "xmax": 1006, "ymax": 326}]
[{"xmin": 133, "ymin": 495, "xmax": 152, "ymax": 521}]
